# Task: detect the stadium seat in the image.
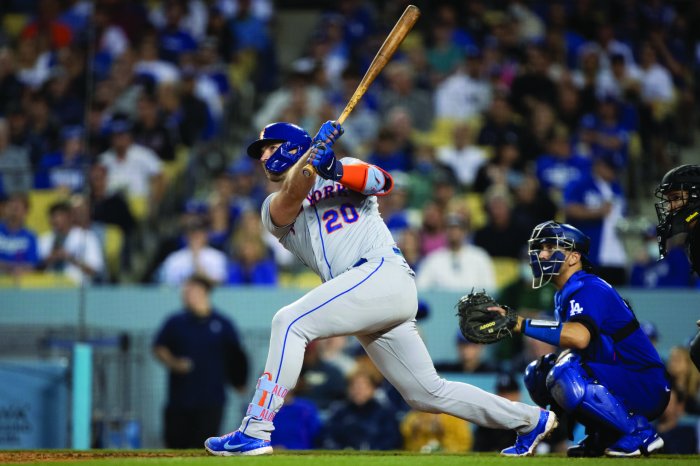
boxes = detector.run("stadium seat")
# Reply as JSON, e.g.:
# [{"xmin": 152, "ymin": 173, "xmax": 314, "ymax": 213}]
[
  {"xmin": 27, "ymin": 189, "xmax": 69, "ymax": 234},
  {"xmin": 278, "ymin": 271, "xmax": 322, "ymax": 289},
  {"xmin": 492, "ymin": 257, "xmax": 520, "ymax": 290},
  {"xmin": 161, "ymin": 145, "xmax": 189, "ymax": 186},
  {"xmin": 463, "ymin": 192, "xmax": 487, "ymax": 231},
  {"xmin": 103, "ymin": 225, "xmax": 124, "ymax": 280},
  {"xmin": 128, "ymin": 196, "xmax": 148, "ymax": 222}
]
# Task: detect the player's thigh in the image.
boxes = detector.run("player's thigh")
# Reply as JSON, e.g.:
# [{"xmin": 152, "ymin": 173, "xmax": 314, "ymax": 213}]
[
  {"xmin": 271, "ymin": 260, "xmax": 418, "ymax": 340},
  {"xmin": 358, "ymin": 320, "xmax": 442, "ymax": 397}
]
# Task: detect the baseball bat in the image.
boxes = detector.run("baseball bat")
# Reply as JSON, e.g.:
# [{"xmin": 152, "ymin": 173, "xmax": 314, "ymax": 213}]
[{"xmin": 302, "ymin": 4, "xmax": 421, "ymax": 177}]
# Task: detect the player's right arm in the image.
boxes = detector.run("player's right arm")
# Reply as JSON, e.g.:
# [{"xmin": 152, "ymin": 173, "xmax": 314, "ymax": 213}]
[{"xmin": 269, "ymin": 147, "xmax": 316, "ymax": 227}]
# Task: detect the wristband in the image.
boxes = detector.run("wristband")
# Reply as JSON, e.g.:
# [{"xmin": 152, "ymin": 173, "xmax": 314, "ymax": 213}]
[{"xmin": 522, "ymin": 319, "xmax": 562, "ymax": 346}]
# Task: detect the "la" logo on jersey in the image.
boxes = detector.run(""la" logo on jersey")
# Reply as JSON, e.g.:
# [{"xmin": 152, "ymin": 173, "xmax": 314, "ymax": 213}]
[{"xmin": 569, "ymin": 300, "xmax": 584, "ymax": 316}]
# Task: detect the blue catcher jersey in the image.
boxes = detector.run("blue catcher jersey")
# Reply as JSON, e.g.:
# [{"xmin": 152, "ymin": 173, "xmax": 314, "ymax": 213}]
[{"xmin": 554, "ymin": 270, "xmax": 665, "ymax": 371}]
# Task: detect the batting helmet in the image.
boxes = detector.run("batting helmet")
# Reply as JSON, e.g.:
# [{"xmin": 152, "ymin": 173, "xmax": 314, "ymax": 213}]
[
  {"xmin": 247, "ymin": 122, "xmax": 312, "ymax": 175},
  {"xmin": 528, "ymin": 220, "xmax": 592, "ymax": 288}
]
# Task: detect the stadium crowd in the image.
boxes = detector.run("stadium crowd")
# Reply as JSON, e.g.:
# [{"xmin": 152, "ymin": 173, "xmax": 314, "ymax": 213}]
[
  {"xmin": 0, "ymin": 0, "xmax": 699, "ymax": 453},
  {"xmin": 0, "ymin": 0, "xmax": 698, "ymax": 289}
]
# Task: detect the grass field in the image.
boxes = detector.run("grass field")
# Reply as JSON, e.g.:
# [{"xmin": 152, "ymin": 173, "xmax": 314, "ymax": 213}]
[{"xmin": 1, "ymin": 451, "xmax": 699, "ymax": 466}]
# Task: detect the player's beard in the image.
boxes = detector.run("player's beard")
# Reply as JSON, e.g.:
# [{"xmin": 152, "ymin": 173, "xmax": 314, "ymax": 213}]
[{"xmin": 264, "ymin": 168, "xmax": 285, "ymax": 183}]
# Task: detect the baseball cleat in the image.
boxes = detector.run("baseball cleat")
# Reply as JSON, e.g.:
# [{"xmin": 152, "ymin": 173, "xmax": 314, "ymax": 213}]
[
  {"xmin": 604, "ymin": 428, "xmax": 664, "ymax": 457},
  {"xmin": 204, "ymin": 430, "xmax": 273, "ymax": 456},
  {"xmin": 501, "ymin": 409, "xmax": 558, "ymax": 456}
]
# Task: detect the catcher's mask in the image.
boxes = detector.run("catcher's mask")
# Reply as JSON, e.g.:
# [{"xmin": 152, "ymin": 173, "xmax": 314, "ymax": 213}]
[
  {"xmin": 247, "ymin": 122, "xmax": 312, "ymax": 175},
  {"xmin": 654, "ymin": 164, "xmax": 700, "ymax": 259},
  {"xmin": 528, "ymin": 221, "xmax": 591, "ymax": 289}
]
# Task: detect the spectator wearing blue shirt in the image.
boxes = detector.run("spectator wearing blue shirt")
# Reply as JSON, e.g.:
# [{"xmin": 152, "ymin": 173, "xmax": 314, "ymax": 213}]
[
  {"xmin": 270, "ymin": 390, "xmax": 322, "ymax": 450},
  {"xmin": 34, "ymin": 126, "xmax": 88, "ymax": 192},
  {"xmin": 153, "ymin": 274, "xmax": 249, "ymax": 448},
  {"xmin": 0, "ymin": 193, "xmax": 39, "ymax": 275},
  {"xmin": 320, "ymin": 369, "xmax": 402, "ymax": 451},
  {"xmin": 367, "ymin": 127, "xmax": 412, "ymax": 173},
  {"xmin": 535, "ymin": 127, "xmax": 591, "ymax": 194},
  {"xmin": 158, "ymin": 0, "xmax": 198, "ymax": 64},
  {"xmin": 563, "ymin": 154, "xmax": 628, "ymax": 285}
]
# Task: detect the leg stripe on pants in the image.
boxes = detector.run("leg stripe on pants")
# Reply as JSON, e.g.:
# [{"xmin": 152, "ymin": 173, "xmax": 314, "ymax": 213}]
[{"xmin": 272, "ymin": 258, "xmax": 385, "ymax": 384}]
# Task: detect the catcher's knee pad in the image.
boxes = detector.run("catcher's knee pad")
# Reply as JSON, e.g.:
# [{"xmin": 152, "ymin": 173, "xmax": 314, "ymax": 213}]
[
  {"xmin": 524, "ymin": 353, "xmax": 557, "ymax": 408},
  {"xmin": 546, "ymin": 353, "xmax": 636, "ymax": 435}
]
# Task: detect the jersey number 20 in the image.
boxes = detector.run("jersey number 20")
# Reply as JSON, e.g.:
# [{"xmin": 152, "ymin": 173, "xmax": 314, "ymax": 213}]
[{"xmin": 323, "ymin": 203, "xmax": 359, "ymax": 233}]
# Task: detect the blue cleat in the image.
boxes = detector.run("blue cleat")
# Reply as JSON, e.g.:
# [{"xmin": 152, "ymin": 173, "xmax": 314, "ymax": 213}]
[
  {"xmin": 204, "ymin": 430, "xmax": 273, "ymax": 456},
  {"xmin": 501, "ymin": 410, "xmax": 558, "ymax": 456},
  {"xmin": 604, "ymin": 427, "xmax": 664, "ymax": 457}
]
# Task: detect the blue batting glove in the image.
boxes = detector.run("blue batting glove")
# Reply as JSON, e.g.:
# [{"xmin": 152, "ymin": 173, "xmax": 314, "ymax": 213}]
[
  {"xmin": 313, "ymin": 120, "xmax": 344, "ymax": 147},
  {"xmin": 308, "ymin": 142, "xmax": 343, "ymax": 181}
]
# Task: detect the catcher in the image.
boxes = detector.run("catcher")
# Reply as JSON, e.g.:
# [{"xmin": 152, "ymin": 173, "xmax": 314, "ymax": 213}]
[{"xmin": 457, "ymin": 221, "xmax": 669, "ymax": 457}]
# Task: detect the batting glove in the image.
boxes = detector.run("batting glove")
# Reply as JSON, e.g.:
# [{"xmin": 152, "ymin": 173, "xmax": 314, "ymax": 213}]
[
  {"xmin": 308, "ymin": 142, "xmax": 343, "ymax": 181},
  {"xmin": 313, "ymin": 121, "xmax": 344, "ymax": 148}
]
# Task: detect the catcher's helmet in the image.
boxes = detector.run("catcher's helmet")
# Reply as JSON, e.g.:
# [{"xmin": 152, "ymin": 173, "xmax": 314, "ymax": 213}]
[
  {"xmin": 528, "ymin": 220, "xmax": 592, "ymax": 288},
  {"xmin": 247, "ymin": 122, "xmax": 312, "ymax": 175},
  {"xmin": 654, "ymin": 164, "xmax": 700, "ymax": 258}
]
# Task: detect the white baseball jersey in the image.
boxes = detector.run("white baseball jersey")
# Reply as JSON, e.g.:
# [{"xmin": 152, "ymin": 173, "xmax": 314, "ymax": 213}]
[{"xmin": 262, "ymin": 158, "xmax": 411, "ymax": 281}]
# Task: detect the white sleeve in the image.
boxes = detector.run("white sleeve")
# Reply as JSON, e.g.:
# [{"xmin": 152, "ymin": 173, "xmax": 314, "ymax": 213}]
[
  {"xmin": 82, "ymin": 231, "xmax": 105, "ymax": 274},
  {"xmin": 261, "ymin": 193, "xmax": 294, "ymax": 239},
  {"xmin": 38, "ymin": 234, "xmax": 52, "ymax": 259},
  {"xmin": 140, "ymin": 147, "xmax": 163, "ymax": 176}
]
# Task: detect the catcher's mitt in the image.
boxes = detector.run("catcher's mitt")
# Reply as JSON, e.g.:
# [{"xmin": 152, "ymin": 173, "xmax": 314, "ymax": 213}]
[{"xmin": 456, "ymin": 290, "xmax": 518, "ymax": 344}]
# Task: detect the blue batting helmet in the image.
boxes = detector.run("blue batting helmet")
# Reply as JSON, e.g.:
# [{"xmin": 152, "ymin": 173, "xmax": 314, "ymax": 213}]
[
  {"xmin": 528, "ymin": 220, "xmax": 591, "ymax": 288},
  {"xmin": 246, "ymin": 122, "xmax": 312, "ymax": 175}
]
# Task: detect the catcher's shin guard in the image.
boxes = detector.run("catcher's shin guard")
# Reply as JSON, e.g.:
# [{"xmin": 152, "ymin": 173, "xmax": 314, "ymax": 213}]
[{"xmin": 545, "ymin": 353, "xmax": 637, "ymax": 435}]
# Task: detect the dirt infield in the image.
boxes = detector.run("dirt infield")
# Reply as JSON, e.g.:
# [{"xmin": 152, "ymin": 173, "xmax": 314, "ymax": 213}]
[{"xmin": 0, "ymin": 450, "xmax": 205, "ymax": 463}]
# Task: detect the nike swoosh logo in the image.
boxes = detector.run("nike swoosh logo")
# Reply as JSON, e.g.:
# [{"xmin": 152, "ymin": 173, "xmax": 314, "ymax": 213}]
[
  {"xmin": 326, "ymin": 160, "xmax": 334, "ymax": 171},
  {"xmin": 224, "ymin": 441, "xmax": 248, "ymax": 450},
  {"xmin": 543, "ymin": 266, "xmax": 552, "ymax": 271},
  {"xmin": 664, "ymin": 386, "xmax": 671, "ymax": 392}
]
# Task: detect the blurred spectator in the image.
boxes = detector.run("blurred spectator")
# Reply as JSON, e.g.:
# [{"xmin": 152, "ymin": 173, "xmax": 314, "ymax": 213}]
[
  {"xmin": 0, "ymin": 48, "xmax": 23, "ymax": 117},
  {"xmin": 511, "ymin": 174, "xmax": 558, "ymax": 232},
  {"xmin": 206, "ymin": 195, "xmax": 231, "ymax": 252},
  {"xmin": 509, "ymin": 45, "xmax": 558, "ymax": 118},
  {"xmin": 157, "ymin": 0, "xmax": 198, "ymax": 65},
  {"xmin": 226, "ymin": 234, "xmax": 277, "ymax": 286},
  {"xmin": 45, "ymin": 66, "xmax": 84, "ymax": 126},
  {"xmin": 473, "ymin": 141, "xmax": 524, "ymax": 194},
  {"xmin": 20, "ymin": 0, "xmax": 73, "ymax": 50},
  {"xmin": 92, "ymin": 3, "xmax": 130, "ymax": 61},
  {"xmin": 563, "ymin": 153, "xmax": 627, "ymax": 285},
  {"xmin": 596, "ymin": 52, "xmax": 642, "ymax": 102},
  {"xmin": 366, "ymin": 126, "xmax": 411, "ymax": 173},
  {"xmin": 133, "ymin": 92, "xmax": 177, "ymax": 162},
  {"xmin": 535, "ymin": 126, "xmax": 590, "ymax": 194},
  {"xmin": 434, "ymin": 46, "xmax": 491, "ymax": 121},
  {"xmin": 379, "ymin": 62, "xmax": 433, "ymax": 132},
  {"xmin": 417, "ymin": 200, "xmax": 447, "ymax": 257},
  {"xmin": 473, "ymin": 373, "xmax": 521, "ymax": 452},
  {"xmin": 0, "ymin": 193, "xmax": 39, "ymax": 276},
  {"xmin": 88, "ymin": 164, "xmax": 135, "ymax": 237},
  {"xmin": 589, "ymin": 24, "xmax": 635, "ymax": 72},
  {"xmin": 99, "ymin": 117, "xmax": 165, "ymax": 206},
  {"xmin": 320, "ymin": 369, "xmax": 402, "ymax": 450},
  {"xmin": 34, "ymin": 125, "xmax": 87, "ymax": 191},
  {"xmin": 377, "ymin": 171, "xmax": 411, "ymax": 239},
  {"xmin": 270, "ymin": 389, "xmax": 321, "ymax": 450},
  {"xmin": 296, "ymin": 340, "xmax": 346, "ymax": 414},
  {"xmin": 160, "ymin": 217, "xmax": 227, "ymax": 286},
  {"xmin": 153, "ymin": 274, "xmax": 248, "ymax": 448},
  {"xmin": 657, "ymin": 384, "xmax": 698, "ymax": 454},
  {"xmin": 473, "ymin": 186, "xmax": 530, "ymax": 259},
  {"xmin": 637, "ymin": 41, "xmax": 676, "ymax": 178},
  {"xmin": 401, "ymin": 410, "xmax": 472, "ymax": 453},
  {"xmin": 434, "ymin": 331, "xmax": 495, "ymax": 374},
  {"xmin": 0, "ymin": 118, "xmax": 32, "ymax": 197},
  {"xmin": 666, "ymin": 346, "xmax": 700, "ymax": 415},
  {"xmin": 135, "ymin": 31, "xmax": 180, "ymax": 84},
  {"xmin": 396, "ymin": 228, "xmax": 421, "ymax": 272},
  {"xmin": 38, "ymin": 200, "xmax": 105, "ymax": 284},
  {"xmin": 436, "ymin": 122, "xmax": 487, "ymax": 188},
  {"xmin": 416, "ymin": 212, "xmax": 496, "ymax": 293},
  {"xmin": 640, "ymin": 321, "xmax": 660, "ymax": 348},
  {"xmin": 580, "ymin": 94, "xmax": 629, "ymax": 166},
  {"xmin": 630, "ymin": 229, "xmax": 693, "ymax": 288},
  {"xmin": 317, "ymin": 336, "xmax": 356, "ymax": 377},
  {"xmin": 26, "ymin": 91, "xmax": 60, "ymax": 166}
]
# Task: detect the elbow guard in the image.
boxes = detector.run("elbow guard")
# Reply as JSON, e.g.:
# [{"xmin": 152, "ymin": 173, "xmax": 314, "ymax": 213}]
[{"xmin": 339, "ymin": 163, "xmax": 393, "ymax": 196}]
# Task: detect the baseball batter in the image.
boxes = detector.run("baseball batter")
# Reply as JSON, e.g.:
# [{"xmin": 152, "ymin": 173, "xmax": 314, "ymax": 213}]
[{"xmin": 205, "ymin": 121, "xmax": 557, "ymax": 456}]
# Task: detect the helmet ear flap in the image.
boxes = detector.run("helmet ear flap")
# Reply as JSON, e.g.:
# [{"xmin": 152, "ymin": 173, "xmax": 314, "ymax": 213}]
[{"xmin": 264, "ymin": 141, "xmax": 303, "ymax": 174}]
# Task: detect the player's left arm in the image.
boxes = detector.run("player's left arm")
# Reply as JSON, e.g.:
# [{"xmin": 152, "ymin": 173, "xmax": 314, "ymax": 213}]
[{"xmin": 307, "ymin": 144, "xmax": 393, "ymax": 196}]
